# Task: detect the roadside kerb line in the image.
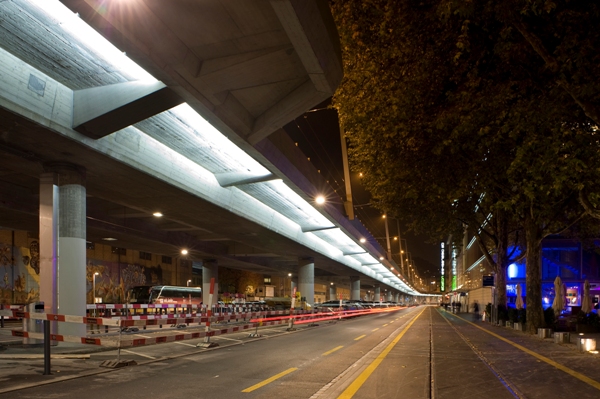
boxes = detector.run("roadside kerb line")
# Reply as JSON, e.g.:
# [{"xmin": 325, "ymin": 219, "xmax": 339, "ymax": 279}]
[
  {"xmin": 323, "ymin": 346, "xmax": 344, "ymax": 356},
  {"xmin": 337, "ymin": 307, "xmax": 426, "ymax": 398},
  {"xmin": 449, "ymin": 312, "xmax": 600, "ymax": 391},
  {"xmin": 241, "ymin": 367, "xmax": 298, "ymax": 392},
  {"xmin": 354, "ymin": 335, "xmax": 366, "ymax": 341}
]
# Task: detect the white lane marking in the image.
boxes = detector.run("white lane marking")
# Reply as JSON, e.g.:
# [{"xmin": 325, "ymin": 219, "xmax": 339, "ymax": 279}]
[
  {"xmin": 122, "ymin": 349, "xmax": 156, "ymax": 359},
  {"xmin": 174, "ymin": 341, "xmax": 197, "ymax": 347},
  {"xmin": 215, "ymin": 336, "xmax": 244, "ymax": 343}
]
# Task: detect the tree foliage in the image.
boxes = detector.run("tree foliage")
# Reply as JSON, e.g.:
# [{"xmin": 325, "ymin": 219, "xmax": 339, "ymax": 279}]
[{"xmin": 331, "ymin": 0, "xmax": 600, "ymax": 332}]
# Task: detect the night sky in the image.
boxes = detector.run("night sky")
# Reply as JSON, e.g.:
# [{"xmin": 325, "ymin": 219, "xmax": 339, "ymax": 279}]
[{"xmin": 282, "ymin": 100, "xmax": 440, "ymax": 282}]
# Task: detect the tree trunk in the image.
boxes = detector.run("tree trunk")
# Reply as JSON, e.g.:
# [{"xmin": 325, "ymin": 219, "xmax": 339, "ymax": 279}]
[
  {"xmin": 525, "ymin": 217, "xmax": 544, "ymax": 334},
  {"xmin": 495, "ymin": 212, "xmax": 510, "ymax": 309}
]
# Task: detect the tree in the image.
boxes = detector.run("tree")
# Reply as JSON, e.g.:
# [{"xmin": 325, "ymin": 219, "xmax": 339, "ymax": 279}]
[{"xmin": 331, "ymin": 0, "xmax": 600, "ymax": 332}]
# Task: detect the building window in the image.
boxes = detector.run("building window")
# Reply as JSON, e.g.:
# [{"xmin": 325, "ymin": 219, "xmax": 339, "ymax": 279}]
[
  {"xmin": 162, "ymin": 255, "xmax": 172, "ymax": 264},
  {"xmin": 139, "ymin": 251, "xmax": 152, "ymax": 261},
  {"xmin": 264, "ymin": 276, "xmax": 271, "ymax": 284},
  {"xmin": 111, "ymin": 247, "xmax": 126, "ymax": 256}
]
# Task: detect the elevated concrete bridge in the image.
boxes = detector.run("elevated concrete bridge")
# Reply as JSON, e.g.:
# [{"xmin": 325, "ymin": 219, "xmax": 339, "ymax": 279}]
[{"xmin": 0, "ymin": 0, "xmax": 420, "ymax": 330}]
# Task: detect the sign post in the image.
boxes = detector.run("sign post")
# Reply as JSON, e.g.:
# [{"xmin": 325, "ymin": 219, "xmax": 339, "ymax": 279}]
[
  {"xmin": 197, "ymin": 278, "xmax": 219, "ymax": 348},
  {"xmin": 483, "ymin": 274, "xmax": 496, "ymax": 324},
  {"xmin": 288, "ymin": 287, "xmax": 297, "ymax": 331}
]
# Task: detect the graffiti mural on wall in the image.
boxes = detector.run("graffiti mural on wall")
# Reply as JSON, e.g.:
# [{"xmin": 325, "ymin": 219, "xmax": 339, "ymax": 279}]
[
  {"xmin": 1, "ymin": 240, "xmax": 165, "ymax": 305},
  {"xmin": 0, "ymin": 241, "xmax": 40, "ymax": 305},
  {"xmin": 88, "ymin": 261, "xmax": 164, "ymax": 304}
]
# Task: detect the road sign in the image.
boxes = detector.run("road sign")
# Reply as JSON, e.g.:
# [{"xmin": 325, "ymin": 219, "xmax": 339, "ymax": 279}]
[{"xmin": 483, "ymin": 275, "xmax": 495, "ymax": 287}]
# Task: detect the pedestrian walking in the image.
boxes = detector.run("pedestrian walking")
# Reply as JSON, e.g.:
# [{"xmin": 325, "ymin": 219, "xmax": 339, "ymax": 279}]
[{"xmin": 473, "ymin": 301, "xmax": 479, "ymax": 320}]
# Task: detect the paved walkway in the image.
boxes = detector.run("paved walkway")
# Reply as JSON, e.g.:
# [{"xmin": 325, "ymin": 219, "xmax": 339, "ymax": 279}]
[{"xmin": 433, "ymin": 309, "xmax": 600, "ymax": 398}]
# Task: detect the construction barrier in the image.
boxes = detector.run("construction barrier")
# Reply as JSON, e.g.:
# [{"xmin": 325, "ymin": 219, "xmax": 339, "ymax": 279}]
[
  {"xmin": 0, "ymin": 304, "xmax": 24, "ymax": 327},
  {"xmin": 5, "ymin": 305, "xmax": 405, "ymax": 351}
]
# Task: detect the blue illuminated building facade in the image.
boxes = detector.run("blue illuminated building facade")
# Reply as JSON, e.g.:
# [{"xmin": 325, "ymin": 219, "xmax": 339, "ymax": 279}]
[
  {"xmin": 449, "ymin": 235, "xmax": 600, "ymax": 312},
  {"xmin": 505, "ymin": 238, "xmax": 600, "ymax": 311}
]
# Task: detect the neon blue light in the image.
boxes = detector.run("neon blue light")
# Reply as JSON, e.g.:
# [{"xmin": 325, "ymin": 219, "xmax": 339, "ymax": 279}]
[{"xmin": 508, "ymin": 263, "xmax": 518, "ymax": 279}]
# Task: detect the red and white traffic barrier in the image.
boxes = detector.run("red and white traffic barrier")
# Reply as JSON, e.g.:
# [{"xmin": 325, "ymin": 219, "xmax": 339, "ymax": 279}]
[{"xmin": 6, "ymin": 310, "xmax": 121, "ymax": 326}]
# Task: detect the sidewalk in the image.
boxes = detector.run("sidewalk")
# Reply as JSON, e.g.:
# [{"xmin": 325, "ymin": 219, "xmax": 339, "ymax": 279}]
[
  {"xmin": 0, "ymin": 321, "xmax": 117, "ymax": 395},
  {"xmin": 445, "ymin": 309, "xmax": 600, "ymax": 347},
  {"xmin": 436, "ymin": 309, "xmax": 600, "ymax": 397}
]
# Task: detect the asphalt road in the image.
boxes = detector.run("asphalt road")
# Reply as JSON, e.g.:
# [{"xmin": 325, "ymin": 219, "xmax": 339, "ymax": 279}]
[
  {"xmin": 3, "ymin": 306, "xmax": 600, "ymax": 399},
  {"xmin": 2, "ymin": 307, "xmax": 423, "ymax": 398}
]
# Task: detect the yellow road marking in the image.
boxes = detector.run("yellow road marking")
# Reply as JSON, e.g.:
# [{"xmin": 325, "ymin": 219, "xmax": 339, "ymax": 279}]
[
  {"xmin": 242, "ymin": 367, "xmax": 297, "ymax": 393},
  {"xmin": 338, "ymin": 308, "xmax": 426, "ymax": 398},
  {"xmin": 323, "ymin": 346, "xmax": 344, "ymax": 356},
  {"xmin": 450, "ymin": 312, "xmax": 600, "ymax": 391},
  {"xmin": 389, "ymin": 321, "xmax": 394, "ymax": 323},
  {"xmin": 371, "ymin": 328, "xmax": 379, "ymax": 332},
  {"xmin": 354, "ymin": 335, "xmax": 366, "ymax": 341},
  {"xmin": 383, "ymin": 324, "xmax": 388, "ymax": 327}
]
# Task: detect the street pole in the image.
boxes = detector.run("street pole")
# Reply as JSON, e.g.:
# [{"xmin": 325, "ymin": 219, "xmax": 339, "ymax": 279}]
[
  {"xmin": 92, "ymin": 272, "xmax": 98, "ymax": 304},
  {"xmin": 383, "ymin": 214, "xmax": 392, "ymax": 261},
  {"xmin": 396, "ymin": 220, "xmax": 405, "ymax": 275},
  {"xmin": 339, "ymin": 126, "xmax": 355, "ymax": 220}
]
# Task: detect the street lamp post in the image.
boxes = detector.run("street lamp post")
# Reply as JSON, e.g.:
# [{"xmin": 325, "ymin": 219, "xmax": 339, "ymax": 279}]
[
  {"xmin": 383, "ymin": 214, "xmax": 392, "ymax": 261},
  {"xmin": 396, "ymin": 220, "xmax": 405, "ymax": 275},
  {"xmin": 187, "ymin": 279, "xmax": 191, "ymax": 287},
  {"xmin": 92, "ymin": 272, "xmax": 99, "ymax": 304}
]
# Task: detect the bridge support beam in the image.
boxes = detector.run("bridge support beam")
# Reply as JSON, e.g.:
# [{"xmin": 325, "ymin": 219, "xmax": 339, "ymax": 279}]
[
  {"xmin": 350, "ymin": 276, "xmax": 360, "ymax": 301},
  {"xmin": 298, "ymin": 258, "xmax": 314, "ymax": 308},
  {"xmin": 329, "ymin": 284, "xmax": 337, "ymax": 301}
]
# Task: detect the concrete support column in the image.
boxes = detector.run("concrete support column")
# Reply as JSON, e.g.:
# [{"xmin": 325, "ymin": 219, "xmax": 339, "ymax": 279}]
[
  {"xmin": 36, "ymin": 173, "xmax": 59, "ymax": 342},
  {"xmin": 42, "ymin": 164, "xmax": 86, "ymax": 337},
  {"xmin": 387, "ymin": 290, "xmax": 393, "ymax": 302},
  {"xmin": 202, "ymin": 260, "xmax": 219, "ymax": 306},
  {"xmin": 39, "ymin": 173, "xmax": 58, "ymax": 316},
  {"xmin": 394, "ymin": 292, "xmax": 399, "ymax": 303},
  {"xmin": 298, "ymin": 258, "xmax": 314, "ymax": 308},
  {"xmin": 374, "ymin": 285, "xmax": 381, "ymax": 302},
  {"xmin": 350, "ymin": 276, "xmax": 361, "ymax": 300},
  {"xmin": 329, "ymin": 284, "xmax": 337, "ymax": 301}
]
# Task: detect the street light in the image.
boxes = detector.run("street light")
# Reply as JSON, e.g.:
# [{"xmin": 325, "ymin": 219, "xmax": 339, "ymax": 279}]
[
  {"xmin": 187, "ymin": 279, "xmax": 192, "ymax": 287},
  {"xmin": 93, "ymin": 272, "xmax": 99, "ymax": 304}
]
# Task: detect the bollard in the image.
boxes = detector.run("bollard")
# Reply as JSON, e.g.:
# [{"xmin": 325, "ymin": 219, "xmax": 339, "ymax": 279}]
[
  {"xmin": 577, "ymin": 338, "xmax": 596, "ymax": 352},
  {"xmin": 554, "ymin": 332, "xmax": 570, "ymax": 344},
  {"xmin": 537, "ymin": 328, "xmax": 552, "ymax": 339}
]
